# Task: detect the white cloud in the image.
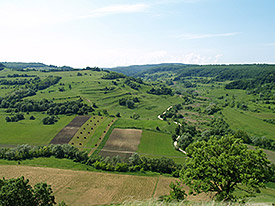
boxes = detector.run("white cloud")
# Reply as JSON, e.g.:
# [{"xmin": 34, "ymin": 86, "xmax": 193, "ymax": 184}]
[
  {"xmin": 78, "ymin": 4, "xmax": 149, "ymax": 19},
  {"xmin": 177, "ymin": 32, "xmax": 240, "ymax": 40}
]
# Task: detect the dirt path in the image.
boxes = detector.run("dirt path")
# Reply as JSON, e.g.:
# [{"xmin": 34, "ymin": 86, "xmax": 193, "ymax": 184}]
[{"xmin": 157, "ymin": 106, "xmax": 186, "ymax": 154}]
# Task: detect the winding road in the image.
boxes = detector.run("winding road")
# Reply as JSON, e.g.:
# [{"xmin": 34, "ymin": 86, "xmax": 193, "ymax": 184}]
[{"xmin": 157, "ymin": 106, "xmax": 187, "ymax": 154}]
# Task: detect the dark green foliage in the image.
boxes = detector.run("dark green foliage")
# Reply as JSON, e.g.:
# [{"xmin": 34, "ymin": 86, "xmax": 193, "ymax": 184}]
[
  {"xmin": 42, "ymin": 116, "xmax": 59, "ymax": 125},
  {"xmin": 0, "ymin": 78, "xmax": 31, "ymax": 85},
  {"xmin": 147, "ymin": 86, "xmax": 173, "ymax": 95},
  {"xmin": 263, "ymin": 119, "xmax": 275, "ymax": 124},
  {"xmin": 5, "ymin": 113, "xmax": 25, "ymax": 122},
  {"xmin": 85, "ymin": 66, "xmax": 101, "ymax": 71},
  {"xmin": 0, "ymin": 176, "xmax": 56, "ymax": 206},
  {"xmin": 0, "ymin": 63, "xmax": 6, "ymax": 70},
  {"xmin": 102, "ymin": 72, "xmax": 126, "ymax": 80},
  {"xmin": 1, "ymin": 98, "xmax": 93, "ymax": 115},
  {"xmin": 0, "ymin": 144, "xmax": 88, "ymax": 162},
  {"xmin": 118, "ymin": 96, "xmax": 139, "ymax": 109},
  {"xmin": 160, "ymin": 182, "xmax": 186, "ymax": 202},
  {"xmin": 181, "ymin": 136, "xmax": 272, "ymax": 201}
]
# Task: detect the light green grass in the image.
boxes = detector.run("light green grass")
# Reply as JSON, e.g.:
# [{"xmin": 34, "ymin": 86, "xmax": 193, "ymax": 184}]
[
  {"xmin": 0, "ymin": 111, "xmax": 75, "ymax": 146},
  {"xmin": 223, "ymin": 108, "xmax": 275, "ymax": 140},
  {"xmin": 137, "ymin": 130, "xmax": 186, "ymax": 164},
  {"xmin": 114, "ymin": 118, "xmax": 177, "ymax": 134},
  {"xmin": 69, "ymin": 116, "xmax": 113, "ymax": 152}
]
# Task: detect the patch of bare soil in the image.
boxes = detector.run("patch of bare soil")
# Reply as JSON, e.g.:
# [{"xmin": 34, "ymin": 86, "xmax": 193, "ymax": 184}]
[
  {"xmin": 50, "ymin": 116, "xmax": 90, "ymax": 144},
  {"xmin": 99, "ymin": 128, "xmax": 142, "ymax": 158}
]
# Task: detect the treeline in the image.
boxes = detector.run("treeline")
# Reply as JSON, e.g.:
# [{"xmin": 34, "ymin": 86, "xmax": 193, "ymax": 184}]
[
  {"xmin": 0, "ymin": 76, "xmax": 61, "ymax": 103},
  {"xmin": 225, "ymin": 72, "xmax": 275, "ymax": 90},
  {"xmin": 147, "ymin": 86, "xmax": 173, "ymax": 95},
  {"xmin": 174, "ymin": 117, "xmax": 233, "ymax": 151},
  {"xmin": 135, "ymin": 64, "xmax": 275, "ymax": 82},
  {"xmin": 102, "ymin": 72, "xmax": 126, "ymax": 80},
  {"xmin": 0, "ymin": 63, "xmax": 6, "ymax": 70},
  {"xmin": 0, "ymin": 78, "xmax": 31, "ymax": 85},
  {"xmin": 0, "ymin": 74, "xmax": 37, "ymax": 78},
  {"xmin": 234, "ymin": 130, "xmax": 275, "ymax": 151},
  {"xmin": 0, "ymin": 144, "xmax": 181, "ymax": 175},
  {"xmin": 1, "ymin": 98, "xmax": 94, "ymax": 115},
  {"xmin": 118, "ymin": 96, "xmax": 140, "ymax": 109}
]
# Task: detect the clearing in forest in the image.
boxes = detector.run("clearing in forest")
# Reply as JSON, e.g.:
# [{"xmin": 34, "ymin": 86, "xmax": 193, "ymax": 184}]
[
  {"xmin": 50, "ymin": 116, "xmax": 90, "ymax": 144},
  {"xmin": 99, "ymin": 128, "xmax": 142, "ymax": 158}
]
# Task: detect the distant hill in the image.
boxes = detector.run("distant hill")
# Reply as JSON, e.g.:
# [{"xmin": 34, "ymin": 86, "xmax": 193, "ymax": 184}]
[
  {"xmin": 1, "ymin": 62, "xmax": 75, "ymax": 71},
  {"xmin": 0, "ymin": 63, "xmax": 6, "ymax": 70},
  {"xmin": 107, "ymin": 63, "xmax": 190, "ymax": 76}
]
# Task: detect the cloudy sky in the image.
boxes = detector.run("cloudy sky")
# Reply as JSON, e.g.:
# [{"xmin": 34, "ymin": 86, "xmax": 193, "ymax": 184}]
[{"xmin": 0, "ymin": 0, "xmax": 274, "ymax": 67}]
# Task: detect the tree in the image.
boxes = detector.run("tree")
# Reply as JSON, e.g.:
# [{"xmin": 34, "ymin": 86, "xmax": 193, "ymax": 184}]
[
  {"xmin": 0, "ymin": 176, "xmax": 56, "ymax": 206},
  {"xmin": 181, "ymin": 136, "xmax": 272, "ymax": 201}
]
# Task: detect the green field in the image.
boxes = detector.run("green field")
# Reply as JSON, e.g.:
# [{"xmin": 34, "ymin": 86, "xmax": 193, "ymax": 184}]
[
  {"xmin": 0, "ymin": 111, "xmax": 75, "ymax": 146},
  {"xmin": 223, "ymin": 108, "xmax": 275, "ymax": 140},
  {"xmin": 69, "ymin": 116, "xmax": 114, "ymax": 153},
  {"xmin": 137, "ymin": 130, "xmax": 186, "ymax": 163}
]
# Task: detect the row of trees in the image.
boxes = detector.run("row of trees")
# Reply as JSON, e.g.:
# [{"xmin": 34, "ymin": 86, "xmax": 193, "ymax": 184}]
[
  {"xmin": 5, "ymin": 113, "xmax": 25, "ymax": 122},
  {"xmin": 1, "ymin": 98, "xmax": 94, "ymax": 116},
  {"xmin": 0, "ymin": 144, "xmax": 181, "ymax": 175},
  {"xmin": 118, "ymin": 96, "xmax": 140, "ymax": 109},
  {"xmin": 147, "ymin": 86, "xmax": 173, "ymax": 95}
]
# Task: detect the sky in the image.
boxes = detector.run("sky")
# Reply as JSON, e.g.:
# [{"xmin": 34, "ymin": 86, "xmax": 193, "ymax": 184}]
[{"xmin": 0, "ymin": 0, "xmax": 275, "ymax": 68}]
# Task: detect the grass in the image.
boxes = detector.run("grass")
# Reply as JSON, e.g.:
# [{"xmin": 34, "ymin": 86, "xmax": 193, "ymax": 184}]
[
  {"xmin": 69, "ymin": 116, "xmax": 113, "ymax": 152},
  {"xmin": 222, "ymin": 108, "xmax": 275, "ymax": 140},
  {"xmin": 0, "ymin": 111, "xmax": 75, "ymax": 146},
  {"xmin": 137, "ymin": 130, "xmax": 186, "ymax": 164}
]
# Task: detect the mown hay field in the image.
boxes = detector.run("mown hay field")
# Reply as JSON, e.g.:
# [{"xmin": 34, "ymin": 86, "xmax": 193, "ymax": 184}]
[{"xmin": 0, "ymin": 165, "xmax": 174, "ymax": 206}]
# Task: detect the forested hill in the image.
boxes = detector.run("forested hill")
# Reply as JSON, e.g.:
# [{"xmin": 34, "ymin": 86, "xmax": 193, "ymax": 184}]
[
  {"xmin": 1, "ymin": 62, "xmax": 75, "ymax": 71},
  {"xmin": 107, "ymin": 63, "xmax": 190, "ymax": 76},
  {"xmin": 132, "ymin": 64, "xmax": 275, "ymax": 81},
  {"xmin": 0, "ymin": 63, "xmax": 6, "ymax": 70}
]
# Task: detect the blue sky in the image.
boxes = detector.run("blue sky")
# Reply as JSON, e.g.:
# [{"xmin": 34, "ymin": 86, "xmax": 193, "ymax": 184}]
[{"xmin": 0, "ymin": 0, "xmax": 274, "ymax": 67}]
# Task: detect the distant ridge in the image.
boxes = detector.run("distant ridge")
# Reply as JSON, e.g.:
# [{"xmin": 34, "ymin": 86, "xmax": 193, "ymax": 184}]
[
  {"xmin": 1, "ymin": 62, "xmax": 75, "ymax": 71},
  {"xmin": 107, "ymin": 63, "xmax": 192, "ymax": 76}
]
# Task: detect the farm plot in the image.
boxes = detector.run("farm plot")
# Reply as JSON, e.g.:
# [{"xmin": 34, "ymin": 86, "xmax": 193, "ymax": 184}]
[
  {"xmin": 0, "ymin": 165, "xmax": 172, "ymax": 206},
  {"xmin": 99, "ymin": 128, "xmax": 142, "ymax": 159},
  {"xmin": 69, "ymin": 116, "xmax": 114, "ymax": 152},
  {"xmin": 50, "ymin": 116, "xmax": 90, "ymax": 144}
]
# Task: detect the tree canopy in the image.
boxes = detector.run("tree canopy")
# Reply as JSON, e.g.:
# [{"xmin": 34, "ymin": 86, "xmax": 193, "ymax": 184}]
[
  {"xmin": 181, "ymin": 136, "xmax": 272, "ymax": 201},
  {"xmin": 0, "ymin": 176, "xmax": 55, "ymax": 206}
]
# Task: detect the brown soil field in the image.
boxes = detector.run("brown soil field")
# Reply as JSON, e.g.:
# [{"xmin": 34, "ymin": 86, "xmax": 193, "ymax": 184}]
[
  {"xmin": 50, "ymin": 116, "xmax": 91, "ymax": 144},
  {"xmin": 0, "ymin": 165, "xmax": 175, "ymax": 206},
  {"xmin": 99, "ymin": 128, "xmax": 142, "ymax": 158}
]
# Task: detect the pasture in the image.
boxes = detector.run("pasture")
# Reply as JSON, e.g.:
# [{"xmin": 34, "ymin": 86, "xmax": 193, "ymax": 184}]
[
  {"xmin": 223, "ymin": 108, "xmax": 275, "ymax": 140},
  {"xmin": 0, "ymin": 111, "xmax": 75, "ymax": 146},
  {"xmin": 137, "ymin": 130, "xmax": 186, "ymax": 164},
  {"xmin": 99, "ymin": 128, "xmax": 142, "ymax": 158}
]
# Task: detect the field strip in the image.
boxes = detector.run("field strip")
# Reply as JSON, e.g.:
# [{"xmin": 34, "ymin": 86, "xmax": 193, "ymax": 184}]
[
  {"xmin": 88, "ymin": 118, "xmax": 117, "ymax": 156},
  {"xmin": 0, "ymin": 165, "xmax": 177, "ymax": 206},
  {"xmin": 152, "ymin": 175, "xmax": 160, "ymax": 198},
  {"xmin": 50, "ymin": 116, "xmax": 91, "ymax": 144}
]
